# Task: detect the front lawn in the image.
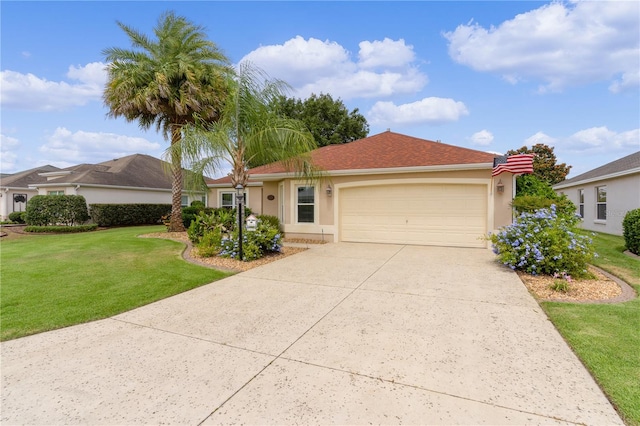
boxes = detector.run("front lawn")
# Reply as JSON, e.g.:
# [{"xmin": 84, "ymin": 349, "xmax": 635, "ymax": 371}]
[
  {"xmin": 542, "ymin": 231, "xmax": 639, "ymax": 426},
  {"xmin": 0, "ymin": 226, "xmax": 231, "ymax": 341}
]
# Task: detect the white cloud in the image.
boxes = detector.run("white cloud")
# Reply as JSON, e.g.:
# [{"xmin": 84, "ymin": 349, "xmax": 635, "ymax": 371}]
[
  {"xmin": 524, "ymin": 131, "xmax": 558, "ymax": 147},
  {"xmin": 241, "ymin": 36, "xmax": 427, "ymax": 100},
  {"xmin": 358, "ymin": 38, "xmax": 415, "ymax": 69},
  {"xmin": 469, "ymin": 129, "xmax": 494, "ymax": 146},
  {"xmin": 444, "ymin": 1, "xmax": 640, "ymax": 93},
  {"xmin": 0, "ymin": 134, "xmax": 20, "ymax": 173},
  {"xmin": 367, "ymin": 97, "xmax": 469, "ymax": 126},
  {"xmin": 0, "ymin": 62, "xmax": 107, "ymax": 111},
  {"xmin": 523, "ymin": 127, "xmax": 639, "ymax": 157},
  {"xmin": 564, "ymin": 126, "xmax": 640, "ymax": 152},
  {"xmin": 39, "ymin": 127, "xmax": 162, "ymax": 164}
]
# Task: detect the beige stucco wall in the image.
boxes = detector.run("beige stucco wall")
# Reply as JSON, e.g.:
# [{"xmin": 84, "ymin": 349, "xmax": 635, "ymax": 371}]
[
  {"xmin": 0, "ymin": 189, "xmax": 37, "ymax": 220},
  {"xmin": 555, "ymin": 173, "xmax": 640, "ymax": 236},
  {"xmin": 233, "ymin": 168, "xmax": 515, "ymax": 244}
]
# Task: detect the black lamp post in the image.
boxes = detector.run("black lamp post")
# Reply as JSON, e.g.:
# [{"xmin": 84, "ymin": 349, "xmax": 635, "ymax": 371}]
[{"xmin": 235, "ymin": 184, "xmax": 243, "ymax": 261}]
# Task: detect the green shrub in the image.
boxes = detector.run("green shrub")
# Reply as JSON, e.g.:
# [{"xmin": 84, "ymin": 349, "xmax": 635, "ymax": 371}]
[
  {"xmin": 218, "ymin": 222, "xmax": 282, "ymax": 261},
  {"xmin": 512, "ymin": 195, "xmax": 576, "ymax": 218},
  {"xmin": 622, "ymin": 209, "xmax": 640, "ymax": 255},
  {"xmin": 516, "ymin": 174, "xmax": 557, "ymax": 198},
  {"xmin": 182, "ymin": 206, "xmax": 201, "ymax": 228},
  {"xmin": 90, "ymin": 204, "xmax": 170, "ymax": 227},
  {"xmin": 190, "ymin": 200, "xmax": 206, "ymax": 208},
  {"xmin": 490, "ymin": 204, "xmax": 596, "ymax": 278},
  {"xmin": 24, "ymin": 224, "xmax": 98, "ymax": 233},
  {"xmin": 196, "ymin": 228, "xmax": 224, "ymax": 257},
  {"xmin": 25, "ymin": 195, "xmax": 89, "ymax": 226},
  {"xmin": 257, "ymin": 214, "xmax": 281, "ymax": 230},
  {"xmin": 8, "ymin": 212, "xmax": 26, "ymax": 224}
]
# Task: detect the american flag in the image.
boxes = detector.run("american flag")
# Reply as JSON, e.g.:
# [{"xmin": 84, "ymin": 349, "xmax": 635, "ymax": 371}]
[{"xmin": 492, "ymin": 154, "xmax": 534, "ymax": 177}]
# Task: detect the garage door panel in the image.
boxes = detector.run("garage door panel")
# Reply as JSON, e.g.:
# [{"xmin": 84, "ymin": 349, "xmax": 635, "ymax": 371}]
[{"xmin": 339, "ymin": 184, "xmax": 487, "ymax": 248}]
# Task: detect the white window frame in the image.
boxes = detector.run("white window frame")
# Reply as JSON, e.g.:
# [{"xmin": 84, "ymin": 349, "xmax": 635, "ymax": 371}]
[
  {"xmin": 578, "ymin": 189, "xmax": 584, "ymax": 219},
  {"xmin": 295, "ymin": 185, "xmax": 316, "ymax": 224},
  {"xmin": 220, "ymin": 191, "xmax": 235, "ymax": 208},
  {"xmin": 47, "ymin": 190, "xmax": 65, "ymax": 195},
  {"xmin": 218, "ymin": 190, "xmax": 248, "ymax": 209},
  {"xmin": 181, "ymin": 195, "xmax": 189, "ymax": 207},
  {"xmin": 596, "ymin": 185, "xmax": 607, "ymax": 221}
]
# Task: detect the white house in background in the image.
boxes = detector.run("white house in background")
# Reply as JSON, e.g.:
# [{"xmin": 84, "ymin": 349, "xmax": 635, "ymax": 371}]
[
  {"xmin": 0, "ymin": 165, "xmax": 60, "ymax": 220},
  {"xmin": 0, "ymin": 154, "xmax": 208, "ymax": 220},
  {"xmin": 553, "ymin": 151, "xmax": 640, "ymax": 236}
]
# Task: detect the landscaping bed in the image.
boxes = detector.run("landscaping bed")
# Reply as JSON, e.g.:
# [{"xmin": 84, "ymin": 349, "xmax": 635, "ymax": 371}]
[
  {"xmin": 517, "ymin": 265, "xmax": 637, "ymax": 303},
  {"xmin": 141, "ymin": 231, "xmax": 310, "ymax": 272}
]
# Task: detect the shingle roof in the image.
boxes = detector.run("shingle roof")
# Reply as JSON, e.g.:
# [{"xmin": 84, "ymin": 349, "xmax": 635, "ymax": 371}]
[
  {"xmin": 0, "ymin": 165, "xmax": 61, "ymax": 188},
  {"xmin": 554, "ymin": 151, "xmax": 640, "ymax": 187},
  {"xmin": 2, "ymin": 154, "xmax": 213, "ymax": 189},
  {"xmin": 210, "ymin": 131, "xmax": 497, "ymax": 184}
]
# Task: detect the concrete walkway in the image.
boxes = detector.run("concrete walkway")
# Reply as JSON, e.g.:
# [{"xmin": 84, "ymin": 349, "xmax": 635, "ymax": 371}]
[{"xmin": 1, "ymin": 243, "xmax": 622, "ymax": 425}]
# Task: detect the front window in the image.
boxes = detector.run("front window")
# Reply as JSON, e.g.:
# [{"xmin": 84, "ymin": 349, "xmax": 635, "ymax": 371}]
[
  {"xmin": 221, "ymin": 192, "xmax": 234, "ymax": 208},
  {"xmin": 181, "ymin": 195, "xmax": 189, "ymax": 207},
  {"xmin": 596, "ymin": 186, "xmax": 607, "ymax": 220},
  {"xmin": 297, "ymin": 186, "xmax": 315, "ymax": 223},
  {"xmin": 220, "ymin": 191, "xmax": 246, "ymax": 209},
  {"xmin": 578, "ymin": 189, "xmax": 584, "ymax": 219},
  {"xmin": 47, "ymin": 190, "xmax": 64, "ymax": 195}
]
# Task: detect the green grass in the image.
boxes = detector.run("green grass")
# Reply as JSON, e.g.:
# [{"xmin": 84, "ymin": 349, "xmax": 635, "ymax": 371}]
[
  {"xmin": 0, "ymin": 226, "xmax": 231, "ymax": 341},
  {"xmin": 542, "ymin": 231, "xmax": 639, "ymax": 426}
]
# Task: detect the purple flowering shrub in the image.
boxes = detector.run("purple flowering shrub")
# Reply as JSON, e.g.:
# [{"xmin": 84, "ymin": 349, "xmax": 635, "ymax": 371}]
[
  {"xmin": 219, "ymin": 222, "xmax": 282, "ymax": 261},
  {"xmin": 490, "ymin": 205, "xmax": 596, "ymax": 278}
]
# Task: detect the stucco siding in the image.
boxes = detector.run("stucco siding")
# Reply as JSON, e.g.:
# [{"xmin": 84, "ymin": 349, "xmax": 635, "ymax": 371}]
[
  {"xmin": 73, "ymin": 187, "xmax": 172, "ymax": 205},
  {"xmin": 245, "ymin": 168, "xmax": 514, "ymax": 245},
  {"xmin": 0, "ymin": 189, "xmax": 37, "ymax": 220},
  {"xmin": 555, "ymin": 173, "xmax": 640, "ymax": 235}
]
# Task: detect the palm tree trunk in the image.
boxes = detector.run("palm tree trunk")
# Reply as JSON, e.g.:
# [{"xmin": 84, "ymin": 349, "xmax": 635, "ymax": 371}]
[{"xmin": 168, "ymin": 125, "xmax": 186, "ymax": 232}]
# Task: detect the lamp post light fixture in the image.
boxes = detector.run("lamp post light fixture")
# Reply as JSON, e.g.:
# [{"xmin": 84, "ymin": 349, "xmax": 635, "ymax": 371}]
[
  {"xmin": 326, "ymin": 185, "xmax": 332, "ymax": 197},
  {"xmin": 496, "ymin": 179, "xmax": 505, "ymax": 194},
  {"xmin": 235, "ymin": 184, "xmax": 244, "ymax": 261}
]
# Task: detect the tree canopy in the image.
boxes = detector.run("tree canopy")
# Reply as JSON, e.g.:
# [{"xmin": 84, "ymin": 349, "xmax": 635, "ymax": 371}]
[
  {"xmin": 179, "ymin": 62, "xmax": 320, "ymax": 190},
  {"xmin": 271, "ymin": 93, "xmax": 369, "ymax": 147},
  {"xmin": 507, "ymin": 144, "xmax": 571, "ymax": 185},
  {"xmin": 103, "ymin": 11, "xmax": 231, "ymax": 231}
]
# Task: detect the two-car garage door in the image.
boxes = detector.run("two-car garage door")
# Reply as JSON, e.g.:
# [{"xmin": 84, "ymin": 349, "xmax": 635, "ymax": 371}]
[{"xmin": 339, "ymin": 183, "xmax": 488, "ymax": 248}]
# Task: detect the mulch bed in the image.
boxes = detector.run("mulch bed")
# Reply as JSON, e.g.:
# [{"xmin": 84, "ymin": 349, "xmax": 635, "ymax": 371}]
[
  {"xmin": 140, "ymin": 231, "xmax": 310, "ymax": 272},
  {"xmin": 517, "ymin": 265, "xmax": 636, "ymax": 304}
]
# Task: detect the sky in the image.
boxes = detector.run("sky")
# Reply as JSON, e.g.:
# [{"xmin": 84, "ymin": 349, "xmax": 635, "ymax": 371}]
[{"xmin": 1, "ymin": 1, "xmax": 639, "ymax": 179}]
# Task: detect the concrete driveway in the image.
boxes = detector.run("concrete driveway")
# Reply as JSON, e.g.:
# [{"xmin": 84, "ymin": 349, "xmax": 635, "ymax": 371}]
[{"xmin": 1, "ymin": 243, "xmax": 622, "ymax": 425}]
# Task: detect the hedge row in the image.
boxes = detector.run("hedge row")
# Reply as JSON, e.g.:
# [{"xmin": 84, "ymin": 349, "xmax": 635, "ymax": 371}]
[
  {"xmin": 24, "ymin": 224, "xmax": 98, "ymax": 233},
  {"xmin": 89, "ymin": 204, "xmax": 171, "ymax": 227}
]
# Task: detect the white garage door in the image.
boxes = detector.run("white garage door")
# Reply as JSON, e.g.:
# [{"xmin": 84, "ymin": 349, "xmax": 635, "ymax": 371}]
[{"xmin": 339, "ymin": 183, "xmax": 488, "ymax": 248}]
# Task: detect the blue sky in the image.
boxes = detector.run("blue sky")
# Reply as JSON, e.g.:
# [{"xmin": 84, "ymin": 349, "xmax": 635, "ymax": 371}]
[{"xmin": 1, "ymin": 1, "xmax": 638, "ymax": 178}]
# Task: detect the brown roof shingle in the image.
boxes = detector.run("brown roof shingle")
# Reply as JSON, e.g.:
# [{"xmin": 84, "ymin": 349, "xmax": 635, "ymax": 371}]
[{"xmin": 211, "ymin": 131, "xmax": 496, "ymax": 184}]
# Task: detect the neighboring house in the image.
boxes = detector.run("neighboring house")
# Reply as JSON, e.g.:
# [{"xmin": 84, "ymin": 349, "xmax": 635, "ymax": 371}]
[
  {"xmin": 553, "ymin": 151, "xmax": 640, "ymax": 236},
  {"xmin": 0, "ymin": 154, "xmax": 208, "ymax": 220},
  {"xmin": 0, "ymin": 165, "xmax": 61, "ymax": 220},
  {"xmin": 208, "ymin": 131, "xmax": 515, "ymax": 248}
]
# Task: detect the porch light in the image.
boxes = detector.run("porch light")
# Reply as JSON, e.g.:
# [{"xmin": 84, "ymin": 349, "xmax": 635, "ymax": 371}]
[
  {"xmin": 496, "ymin": 179, "xmax": 505, "ymax": 194},
  {"xmin": 326, "ymin": 185, "xmax": 332, "ymax": 197}
]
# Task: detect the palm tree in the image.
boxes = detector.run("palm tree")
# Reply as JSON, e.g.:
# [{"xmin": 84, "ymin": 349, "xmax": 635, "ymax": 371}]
[
  {"xmin": 179, "ymin": 62, "xmax": 321, "ymax": 192},
  {"xmin": 103, "ymin": 11, "xmax": 231, "ymax": 231}
]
